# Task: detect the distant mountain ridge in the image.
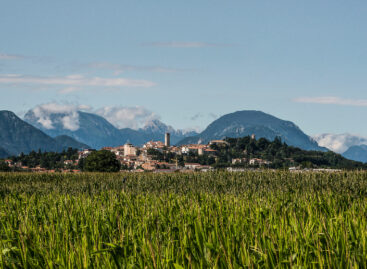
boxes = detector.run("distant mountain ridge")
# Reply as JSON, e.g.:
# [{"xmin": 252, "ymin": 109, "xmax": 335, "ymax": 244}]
[
  {"xmin": 54, "ymin": 135, "xmax": 90, "ymax": 150},
  {"xmin": 178, "ymin": 110, "xmax": 325, "ymax": 151},
  {"xmin": 140, "ymin": 119, "xmax": 198, "ymax": 144},
  {"xmin": 342, "ymin": 145, "xmax": 367, "ymax": 163},
  {"xmin": 5, "ymin": 108, "xmax": 360, "ymax": 159},
  {"xmin": 25, "ymin": 110, "xmax": 123, "ymax": 149},
  {"xmin": 313, "ymin": 133, "xmax": 367, "ymax": 154},
  {"xmin": 0, "ymin": 111, "xmax": 88, "ymax": 157},
  {"xmin": 312, "ymin": 133, "xmax": 367, "ymax": 163},
  {"xmin": 24, "ymin": 109, "xmax": 327, "ymax": 151},
  {"xmin": 24, "ymin": 110, "xmax": 198, "ymax": 149}
]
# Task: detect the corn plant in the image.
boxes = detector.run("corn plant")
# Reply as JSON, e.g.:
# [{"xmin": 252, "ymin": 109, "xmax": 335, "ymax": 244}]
[{"xmin": 1, "ymin": 171, "xmax": 367, "ymax": 268}]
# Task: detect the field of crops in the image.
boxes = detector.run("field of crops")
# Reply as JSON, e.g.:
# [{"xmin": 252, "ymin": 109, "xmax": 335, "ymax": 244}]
[{"xmin": 1, "ymin": 171, "xmax": 367, "ymax": 268}]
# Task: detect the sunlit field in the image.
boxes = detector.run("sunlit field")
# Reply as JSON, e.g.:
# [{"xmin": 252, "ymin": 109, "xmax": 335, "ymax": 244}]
[{"xmin": 1, "ymin": 171, "xmax": 367, "ymax": 268}]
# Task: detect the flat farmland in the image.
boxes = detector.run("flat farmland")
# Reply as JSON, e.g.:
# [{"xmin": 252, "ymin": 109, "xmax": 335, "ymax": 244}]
[{"xmin": 1, "ymin": 171, "xmax": 367, "ymax": 268}]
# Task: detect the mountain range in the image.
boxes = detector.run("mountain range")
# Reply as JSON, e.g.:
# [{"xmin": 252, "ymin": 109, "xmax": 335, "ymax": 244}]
[
  {"xmin": 313, "ymin": 133, "xmax": 367, "ymax": 163},
  {"xmin": 24, "ymin": 109, "xmax": 324, "ymax": 151},
  {"xmin": 24, "ymin": 110, "xmax": 126, "ymax": 149},
  {"xmin": 341, "ymin": 145, "xmax": 367, "ymax": 163},
  {"xmin": 313, "ymin": 133, "xmax": 367, "ymax": 154},
  {"xmin": 0, "ymin": 111, "xmax": 89, "ymax": 158},
  {"xmin": 2, "ymin": 108, "xmax": 367, "ymax": 163},
  {"xmin": 24, "ymin": 110, "xmax": 197, "ymax": 149}
]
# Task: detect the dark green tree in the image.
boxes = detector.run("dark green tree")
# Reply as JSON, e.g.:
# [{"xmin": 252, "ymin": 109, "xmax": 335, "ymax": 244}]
[
  {"xmin": 78, "ymin": 157, "xmax": 86, "ymax": 170},
  {"xmin": 84, "ymin": 150, "xmax": 121, "ymax": 172},
  {"xmin": 0, "ymin": 161, "xmax": 10, "ymax": 172}
]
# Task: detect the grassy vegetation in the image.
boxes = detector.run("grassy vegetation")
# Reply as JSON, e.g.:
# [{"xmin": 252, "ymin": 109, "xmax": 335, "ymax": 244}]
[{"xmin": 1, "ymin": 171, "xmax": 367, "ymax": 268}]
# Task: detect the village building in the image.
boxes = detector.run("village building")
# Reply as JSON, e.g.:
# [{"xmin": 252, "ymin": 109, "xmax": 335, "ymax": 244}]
[
  {"xmin": 209, "ymin": 140, "xmax": 230, "ymax": 146},
  {"xmin": 124, "ymin": 143, "xmax": 137, "ymax": 156},
  {"xmin": 249, "ymin": 158, "xmax": 271, "ymax": 166},
  {"xmin": 4, "ymin": 159, "xmax": 13, "ymax": 166},
  {"xmin": 169, "ymin": 146, "xmax": 182, "ymax": 155},
  {"xmin": 142, "ymin": 161, "xmax": 158, "ymax": 171},
  {"xmin": 202, "ymin": 148, "xmax": 217, "ymax": 156},
  {"xmin": 30, "ymin": 166, "xmax": 47, "ymax": 172},
  {"xmin": 232, "ymin": 158, "xmax": 247, "ymax": 164},
  {"xmin": 64, "ymin": 160, "xmax": 74, "ymax": 166},
  {"xmin": 181, "ymin": 144, "xmax": 206, "ymax": 154},
  {"xmin": 78, "ymin": 149, "xmax": 95, "ymax": 159},
  {"xmin": 143, "ymin": 141, "xmax": 165, "ymax": 150},
  {"xmin": 184, "ymin": 163, "xmax": 202, "ymax": 170}
]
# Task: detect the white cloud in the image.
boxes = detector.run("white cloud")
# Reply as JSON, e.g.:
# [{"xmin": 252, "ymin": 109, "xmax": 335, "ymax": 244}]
[
  {"xmin": 142, "ymin": 42, "xmax": 233, "ymax": 48},
  {"xmin": 0, "ymin": 53, "xmax": 24, "ymax": 60},
  {"xmin": 190, "ymin": 112, "xmax": 218, "ymax": 121},
  {"xmin": 87, "ymin": 62, "xmax": 187, "ymax": 74},
  {"xmin": 26, "ymin": 103, "xmax": 204, "ymax": 136},
  {"xmin": 27, "ymin": 103, "xmax": 159, "ymax": 131},
  {"xmin": 29, "ymin": 103, "xmax": 91, "ymax": 131},
  {"xmin": 293, "ymin": 96, "xmax": 367, "ymax": 107},
  {"xmin": 61, "ymin": 115, "xmax": 80, "ymax": 131},
  {"xmin": 78, "ymin": 104, "xmax": 91, "ymax": 110},
  {"xmin": 181, "ymin": 126, "xmax": 202, "ymax": 134},
  {"xmin": 95, "ymin": 106, "xmax": 159, "ymax": 129},
  {"xmin": 313, "ymin": 133, "xmax": 367, "ymax": 153},
  {"xmin": 37, "ymin": 117, "xmax": 54, "ymax": 129},
  {"xmin": 58, "ymin": 87, "xmax": 82, "ymax": 94},
  {"xmin": 0, "ymin": 74, "xmax": 155, "ymax": 88},
  {"xmin": 190, "ymin": 113, "xmax": 203, "ymax": 121}
]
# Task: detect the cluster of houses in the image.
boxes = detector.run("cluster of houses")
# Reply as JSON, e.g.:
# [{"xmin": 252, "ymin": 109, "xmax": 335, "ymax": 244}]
[
  {"xmin": 95, "ymin": 139, "xmax": 215, "ymax": 172},
  {"xmin": 76, "ymin": 135, "xmax": 272, "ymax": 172},
  {"xmin": 2, "ymin": 133, "xmax": 275, "ymax": 173}
]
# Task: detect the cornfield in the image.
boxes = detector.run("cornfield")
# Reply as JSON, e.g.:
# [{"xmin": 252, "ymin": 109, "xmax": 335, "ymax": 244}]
[{"xmin": 1, "ymin": 171, "xmax": 367, "ymax": 268}]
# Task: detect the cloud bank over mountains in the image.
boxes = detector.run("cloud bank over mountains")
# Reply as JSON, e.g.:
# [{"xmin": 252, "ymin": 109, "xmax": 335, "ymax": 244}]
[
  {"xmin": 95, "ymin": 106, "xmax": 159, "ymax": 129},
  {"xmin": 313, "ymin": 133, "xmax": 367, "ymax": 153},
  {"xmin": 28, "ymin": 103, "xmax": 91, "ymax": 131},
  {"xmin": 26, "ymin": 103, "xmax": 162, "ymax": 131},
  {"xmin": 24, "ymin": 103, "xmax": 367, "ymax": 155},
  {"xmin": 23, "ymin": 103, "xmax": 201, "ymax": 149}
]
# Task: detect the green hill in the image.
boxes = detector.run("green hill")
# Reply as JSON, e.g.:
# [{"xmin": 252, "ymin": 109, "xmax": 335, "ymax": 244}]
[{"xmin": 212, "ymin": 136, "xmax": 366, "ymax": 169}]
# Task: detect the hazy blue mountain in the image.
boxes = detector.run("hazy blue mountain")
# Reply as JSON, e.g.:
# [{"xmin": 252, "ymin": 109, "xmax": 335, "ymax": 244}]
[
  {"xmin": 140, "ymin": 119, "xmax": 198, "ymax": 145},
  {"xmin": 313, "ymin": 133, "xmax": 367, "ymax": 154},
  {"xmin": 342, "ymin": 145, "xmax": 367, "ymax": 163},
  {"xmin": 54, "ymin": 135, "xmax": 90, "ymax": 150},
  {"xmin": 0, "ymin": 111, "xmax": 87, "ymax": 156},
  {"xmin": 0, "ymin": 110, "xmax": 61, "ymax": 155},
  {"xmin": 25, "ymin": 111, "xmax": 123, "ymax": 149},
  {"xmin": 119, "ymin": 128, "xmax": 148, "ymax": 145},
  {"xmin": 178, "ymin": 110, "xmax": 325, "ymax": 151},
  {"xmin": 25, "ymin": 110, "xmax": 197, "ymax": 148}
]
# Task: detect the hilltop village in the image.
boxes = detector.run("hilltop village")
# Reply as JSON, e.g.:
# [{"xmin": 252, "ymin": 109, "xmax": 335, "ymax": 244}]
[
  {"xmin": 2, "ymin": 133, "xmax": 365, "ymax": 172},
  {"xmin": 1, "ymin": 133, "xmax": 275, "ymax": 173},
  {"xmin": 98, "ymin": 132, "xmax": 218, "ymax": 172}
]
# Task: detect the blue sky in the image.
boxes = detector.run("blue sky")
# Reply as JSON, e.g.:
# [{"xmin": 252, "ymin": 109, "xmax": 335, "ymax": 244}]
[{"xmin": 1, "ymin": 0, "xmax": 367, "ymax": 135}]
